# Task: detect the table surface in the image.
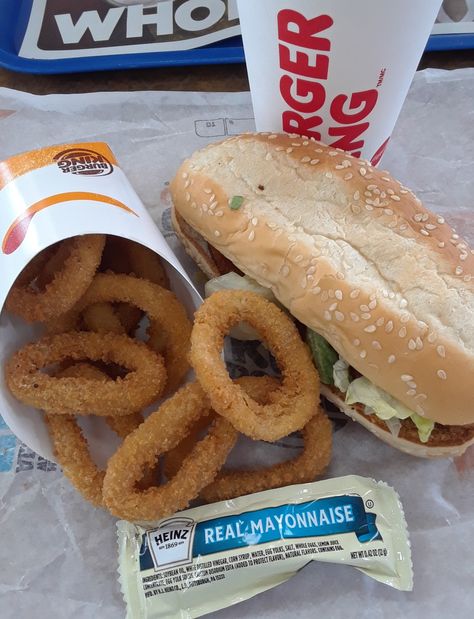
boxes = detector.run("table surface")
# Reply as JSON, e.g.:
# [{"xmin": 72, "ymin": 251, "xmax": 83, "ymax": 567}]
[{"xmin": 0, "ymin": 49, "xmax": 473, "ymax": 95}]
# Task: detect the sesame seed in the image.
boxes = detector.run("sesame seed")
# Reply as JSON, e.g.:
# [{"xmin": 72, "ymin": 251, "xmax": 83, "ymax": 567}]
[
  {"xmin": 324, "ymin": 311, "xmax": 332, "ymax": 321},
  {"xmin": 295, "ymin": 255, "xmax": 303, "ymax": 263},
  {"xmin": 455, "ymin": 266, "xmax": 463, "ymax": 275},
  {"xmin": 182, "ymin": 172, "xmax": 188, "ymax": 179},
  {"xmin": 427, "ymin": 332, "xmax": 437, "ymax": 344},
  {"xmin": 359, "ymin": 168, "xmax": 367, "ymax": 176},
  {"xmin": 438, "ymin": 242, "xmax": 445, "ymax": 248},
  {"xmin": 367, "ymin": 184, "xmax": 377, "ymax": 191},
  {"xmin": 335, "ymin": 311, "xmax": 345, "ymax": 322},
  {"xmin": 384, "ymin": 209, "xmax": 394, "ymax": 216},
  {"xmin": 460, "ymin": 253, "xmax": 468, "ymax": 261},
  {"xmin": 399, "ymin": 224, "xmax": 408, "ymax": 231},
  {"xmin": 360, "ymin": 350, "xmax": 367, "ymax": 359},
  {"xmin": 329, "ymin": 302, "xmax": 338, "ymax": 312},
  {"xmin": 337, "ymin": 272, "xmax": 345, "ymax": 280},
  {"xmin": 210, "ymin": 201, "xmax": 218, "ymax": 210},
  {"xmin": 387, "ymin": 188, "xmax": 395, "ymax": 195},
  {"xmin": 364, "ymin": 325, "xmax": 377, "ymax": 333},
  {"xmin": 416, "ymin": 393, "xmax": 428, "ymax": 401},
  {"xmin": 344, "ymin": 173, "xmax": 353, "ymax": 180},
  {"xmin": 184, "ymin": 179, "xmax": 190, "ymax": 188},
  {"xmin": 361, "ymin": 313, "xmax": 372, "ymax": 320},
  {"xmin": 414, "ymin": 213, "xmax": 423, "ymax": 222},
  {"xmin": 408, "ymin": 339, "xmax": 417, "ymax": 351},
  {"xmin": 280, "ymin": 265, "xmax": 290, "ymax": 277},
  {"xmin": 437, "ymin": 216, "xmax": 445, "ymax": 224},
  {"xmin": 421, "ymin": 214, "xmax": 429, "ymax": 222},
  {"xmin": 436, "ymin": 345, "xmax": 446, "ymax": 358},
  {"xmin": 350, "ymin": 289, "xmax": 360, "ymax": 299},
  {"xmin": 329, "ymin": 151, "xmax": 338, "ymax": 156},
  {"xmin": 265, "ymin": 152, "xmax": 273, "ymax": 161},
  {"xmin": 215, "ymin": 211, "xmax": 224, "ymax": 217},
  {"xmin": 353, "ymin": 191, "xmax": 360, "ymax": 201},
  {"xmin": 382, "ymin": 176, "xmax": 391, "ymax": 182},
  {"xmin": 406, "ymin": 389, "xmax": 417, "ymax": 397},
  {"xmin": 408, "ymin": 381, "xmax": 417, "ymax": 390},
  {"xmin": 385, "ymin": 321, "xmax": 394, "ymax": 333},
  {"xmin": 401, "ymin": 375, "xmax": 414, "ymax": 382},
  {"xmin": 400, "ymin": 313, "xmax": 410, "ymax": 324},
  {"xmin": 420, "ymin": 229, "xmax": 430, "ymax": 237},
  {"xmin": 365, "ymin": 204, "xmax": 374, "ymax": 211},
  {"xmin": 302, "ymin": 140, "xmax": 309, "ymax": 146},
  {"xmin": 416, "ymin": 337, "xmax": 423, "ymax": 350},
  {"xmin": 399, "ymin": 299, "xmax": 408, "ymax": 309},
  {"xmin": 353, "ymin": 339, "xmax": 361, "ymax": 346},
  {"xmin": 364, "ymin": 191, "xmax": 372, "ymax": 198},
  {"xmin": 251, "ymin": 217, "xmax": 258, "ymax": 226},
  {"xmin": 291, "ymin": 142, "xmax": 301, "ymax": 147},
  {"xmin": 360, "ymin": 304, "xmax": 370, "ymax": 313},
  {"xmin": 325, "ymin": 172, "xmax": 333, "ymax": 179},
  {"xmin": 376, "ymin": 317, "xmax": 385, "ymax": 327},
  {"xmin": 185, "ymin": 192, "xmax": 190, "ymax": 202},
  {"xmin": 388, "ymin": 355, "xmax": 396, "ymax": 364},
  {"xmin": 351, "ymin": 204, "xmax": 362, "ymax": 214},
  {"xmin": 425, "ymin": 223, "xmax": 437, "ymax": 230},
  {"xmin": 399, "ymin": 327, "xmax": 407, "ymax": 338},
  {"xmin": 204, "ymin": 188, "xmax": 212, "ymax": 194},
  {"xmin": 310, "ymin": 159, "xmax": 320, "ymax": 165},
  {"xmin": 214, "ymin": 230, "xmax": 221, "ymax": 237},
  {"xmin": 350, "ymin": 313, "xmax": 360, "ymax": 322},
  {"xmin": 437, "ymin": 370, "xmax": 447, "ymax": 380},
  {"xmin": 248, "ymin": 230, "xmax": 255, "ymax": 241},
  {"xmin": 334, "ymin": 290, "xmax": 343, "ymax": 301},
  {"xmin": 191, "ymin": 201, "xmax": 197, "ymax": 209},
  {"xmin": 307, "ymin": 266, "xmax": 316, "ymax": 275},
  {"xmin": 312, "ymin": 286, "xmax": 321, "ymax": 295},
  {"xmin": 286, "ymin": 147, "xmax": 293, "ymax": 154},
  {"xmin": 372, "ymin": 341, "xmax": 382, "ymax": 350},
  {"xmin": 301, "ymin": 156, "xmax": 311, "ymax": 163},
  {"xmin": 368, "ymin": 300, "xmax": 377, "ymax": 310},
  {"xmin": 301, "ymin": 278, "xmax": 308, "ymax": 289},
  {"xmin": 390, "ymin": 195, "xmax": 401, "ymax": 201}
]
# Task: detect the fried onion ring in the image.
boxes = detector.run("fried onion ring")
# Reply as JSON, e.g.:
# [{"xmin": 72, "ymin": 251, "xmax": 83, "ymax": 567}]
[
  {"xmin": 164, "ymin": 376, "xmax": 332, "ymax": 502},
  {"xmin": 190, "ymin": 290, "xmax": 320, "ymax": 441},
  {"xmin": 102, "ymin": 382, "xmax": 238, "ymax": 522},
  {"xmin": 5, "ymin": 235, "xmax": 105, "ymax": 323},
  {"xmin": 47, "ymin": 273, "xmax": 192, "ymax": 393},
  {"xmin": 45, "ymin": 363, "xmax": 148, "ymax": 506},
  {"xmin": 6, "ymin": 331, "xmax": 166, "ymax": 416},
  {"xmin": 82, "ymin": 302, "xmax": 125, "ymax": 335}
]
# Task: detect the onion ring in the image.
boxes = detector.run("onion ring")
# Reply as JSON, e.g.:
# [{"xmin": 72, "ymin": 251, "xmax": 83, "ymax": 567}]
[
  {"xmin": 82, "ymin": 302, "xmax": 125, "ymax": 335},
  {"xmin": 190, "ymin": 290, "xmax": 320, "ymax": 441},
  {"xmin": 5, "ymin": 331, "xmax": 166, "ymax": 416},
  {"xmin": 47, "ymin": 273, "xmax": 192, "ymax": 393},
  {"xmin": 45, "ymin": 364, "xmax": 147, "ymax": 506},
  {"xmin": 5, "ymin": 235, "xmax": 105, "ymax": 323},
  {"xmin": 102, "ymin": 382, "xmax": 238, "ymax": 522},
  {"xmin": 46, "ymin": 363, "xmax": 156, "ymax": 506},
  {"xmin": 126, "ymin": 240, "xmax": 170, "ymax": 289},
  {"xmin": 164, "ymin": 376, "xmax": 332, "ymax": 502}
]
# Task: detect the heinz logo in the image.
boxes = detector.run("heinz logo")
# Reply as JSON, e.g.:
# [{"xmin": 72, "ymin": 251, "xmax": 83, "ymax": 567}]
[
  {"xmin": 278, "ymin": 9, "xmax": 378, "ymax": 158},
  {"xmin": 147, "ymin": 517, "xmax": 196, "ymax": 571},
  {"xmin": 54, "ymin": 148, "xmax": 114, "ymax": 176}
]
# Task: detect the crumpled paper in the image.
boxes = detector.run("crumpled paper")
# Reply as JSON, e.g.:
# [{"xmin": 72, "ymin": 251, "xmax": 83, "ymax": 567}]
[{"xmin": 0, "ymin": 68, "xmax": 473, "ymax": 618}]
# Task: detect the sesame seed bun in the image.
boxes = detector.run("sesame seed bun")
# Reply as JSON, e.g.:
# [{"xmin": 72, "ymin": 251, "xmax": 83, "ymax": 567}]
[{"xmin": 170, "ymin": 133, "xmax": 474, "ymax": 436}]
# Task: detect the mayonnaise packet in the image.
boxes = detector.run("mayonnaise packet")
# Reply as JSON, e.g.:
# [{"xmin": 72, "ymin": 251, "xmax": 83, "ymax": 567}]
[{"xmin": 117, "ymin": 475, "xmax": 413, "ymax": 618}]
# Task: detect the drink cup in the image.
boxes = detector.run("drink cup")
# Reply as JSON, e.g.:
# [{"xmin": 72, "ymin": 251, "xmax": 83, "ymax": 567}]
[{"xmin": 237, "ymin": 0, "xmax": 442, "ymax": 165}]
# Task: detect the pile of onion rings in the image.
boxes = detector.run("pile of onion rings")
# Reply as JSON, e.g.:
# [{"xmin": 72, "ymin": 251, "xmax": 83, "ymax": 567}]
[{"xmin": 5, "ymin": 244, "xmax": 332, "ymax": 521}]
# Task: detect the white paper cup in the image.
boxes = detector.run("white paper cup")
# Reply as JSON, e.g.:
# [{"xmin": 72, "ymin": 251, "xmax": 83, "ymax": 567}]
[
  {"xmin": 0, "ymin": 142, "xmax": 201, "ymax": 462},
  {"xmin": 237, "ymin": 0, "xmax": 442, "ymax": 165}
]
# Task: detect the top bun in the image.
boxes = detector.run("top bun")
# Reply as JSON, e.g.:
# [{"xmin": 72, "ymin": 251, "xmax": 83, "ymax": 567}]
[{"xmin": 170, "ymin": 133, "xmax": 474, "ymax": 427}]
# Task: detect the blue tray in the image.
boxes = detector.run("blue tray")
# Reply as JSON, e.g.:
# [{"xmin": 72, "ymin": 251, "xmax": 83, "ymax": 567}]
[{"xmin": 1, "ymin": 0, "xmax": 473, "ymax": 76}]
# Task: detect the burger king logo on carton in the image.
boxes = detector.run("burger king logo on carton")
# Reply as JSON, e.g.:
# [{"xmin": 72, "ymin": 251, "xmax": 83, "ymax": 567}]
[{"xmin": 278, "ymin": 9, "xmax": 380, "ymax": 159}]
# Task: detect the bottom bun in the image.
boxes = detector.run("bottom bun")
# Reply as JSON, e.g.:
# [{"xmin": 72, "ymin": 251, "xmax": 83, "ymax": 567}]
[{"xmin": 321, "ymin": 385, "xmax": 474, "ymax": 459}]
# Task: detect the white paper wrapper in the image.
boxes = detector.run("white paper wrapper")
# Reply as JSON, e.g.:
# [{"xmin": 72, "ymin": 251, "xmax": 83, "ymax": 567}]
[
  {"xmin": 0, "ymin": 69, "xmax": 473, "ymax": 617},
  {"xmin": 237, "ymin": 0, "xmax": 442, "ymax": 164}
]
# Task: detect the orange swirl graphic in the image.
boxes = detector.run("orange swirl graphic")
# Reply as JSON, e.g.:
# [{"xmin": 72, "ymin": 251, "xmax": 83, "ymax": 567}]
[{"xmin": 2, "ymin": 192, "xmax": 138, "ymax": 255}]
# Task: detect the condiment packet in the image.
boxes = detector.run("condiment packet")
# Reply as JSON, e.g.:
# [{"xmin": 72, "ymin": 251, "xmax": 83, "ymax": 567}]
[{"xmin": 117, "ymin": 475, "xmax": 413, "ymax": 618}]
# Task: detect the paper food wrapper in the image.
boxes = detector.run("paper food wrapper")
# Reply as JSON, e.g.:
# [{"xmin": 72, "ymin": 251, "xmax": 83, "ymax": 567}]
[
  {"xmin": 237, "ymin": 0, "xmax": 442, "ymax": 165},
  {"xmin": 0, "ymin": 142, "xmax": 201, "ymax": 461},
  {"xmin": 0, "ymin": 70, "xmax": 473, "ymax": 618}
]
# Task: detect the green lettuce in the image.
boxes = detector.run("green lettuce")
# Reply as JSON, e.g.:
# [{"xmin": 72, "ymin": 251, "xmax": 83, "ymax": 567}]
[{"xmin": 346, "ymin": 377, "xmax": 434, "ymax": 443}]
